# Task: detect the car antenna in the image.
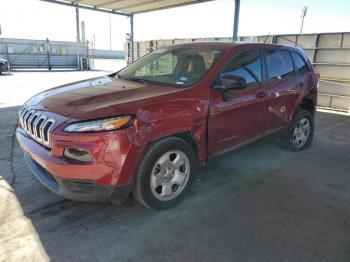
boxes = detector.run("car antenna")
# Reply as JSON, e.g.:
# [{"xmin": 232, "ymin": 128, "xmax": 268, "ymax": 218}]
[{"xmin": 263, "ymin": 33, "xmax": 270, "ymax": 43}]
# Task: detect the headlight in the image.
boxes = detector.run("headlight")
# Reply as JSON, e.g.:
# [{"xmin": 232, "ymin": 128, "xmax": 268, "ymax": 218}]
[{"xmin": 64, "ymin": 115, "xmax": 132, "ymax": 133}]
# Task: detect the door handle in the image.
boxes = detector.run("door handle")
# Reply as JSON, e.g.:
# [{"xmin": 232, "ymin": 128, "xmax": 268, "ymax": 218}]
[{"xmin": 256, "ymin": 92, "xmax": 268, "ymax": 99}]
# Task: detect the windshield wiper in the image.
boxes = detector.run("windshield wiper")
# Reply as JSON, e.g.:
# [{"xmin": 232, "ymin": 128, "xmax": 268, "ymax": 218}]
[
  {"xmin": 124, "ymin": 77, "xmax": 148, "ymax": 84},
  {"xmin": 123, "ymin": 77, "xmax": 180, "ymax": 88},
  {"xmin": 109, "ymin": 71, "xmax": 121, "ymax": 79}
]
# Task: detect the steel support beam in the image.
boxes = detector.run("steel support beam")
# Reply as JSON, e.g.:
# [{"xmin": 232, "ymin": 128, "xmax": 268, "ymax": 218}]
[
  {"xmin": 75, "ymin": 7, "xmax": 81, "ymax": 70},
  {"xmin": 130, "ymin": 14, "xmax": 135, "ymax": 63},
  {"xmin": 39, "ymin": 0, "xmax": 129, "ymax": 16},
  {"xmin": 232, "ymin": 0, "xmax": 240, "ymax": 41}
]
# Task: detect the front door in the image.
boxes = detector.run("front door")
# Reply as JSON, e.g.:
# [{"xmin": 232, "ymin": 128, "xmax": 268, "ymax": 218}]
[{"xmin": 207, "ymin": 49, "xmax": 271, "ymax": 156}]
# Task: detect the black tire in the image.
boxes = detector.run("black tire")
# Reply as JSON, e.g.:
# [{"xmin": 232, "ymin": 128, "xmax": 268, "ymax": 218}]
[
  {"xmin": 284, "ymin": 109, "xmax": 314, "ymax": 151},
  {"xmin": 132, "ymin": 137, "xmax": 196, "ymax": 210}
]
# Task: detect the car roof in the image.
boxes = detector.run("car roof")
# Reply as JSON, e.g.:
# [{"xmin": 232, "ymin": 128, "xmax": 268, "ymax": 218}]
[
  {"xmin": 166, "ymin": 41, "xmax": 302, "ymax": 52},
  {"xmin": 164, "ymin": 41, "xmax": 307, "ymax": 60}
]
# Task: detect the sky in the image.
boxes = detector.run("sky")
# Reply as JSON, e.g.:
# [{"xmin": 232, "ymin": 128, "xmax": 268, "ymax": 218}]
[{"xmin": 0, "ymin": 0, "xmax": 349, "ymax": 50}]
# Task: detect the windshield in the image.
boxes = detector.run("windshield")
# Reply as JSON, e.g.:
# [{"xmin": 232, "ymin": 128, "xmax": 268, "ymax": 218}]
[{"xmin": 118, "ymin": 47, "xmax": 223, "ymax": 87}]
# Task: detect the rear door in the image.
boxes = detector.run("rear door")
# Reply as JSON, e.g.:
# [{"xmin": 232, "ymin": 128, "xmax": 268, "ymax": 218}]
[
  {"xmin": 290, "ymin": 51, "xmax": 314, "ymax": 96},
  {"xmin": 208, "ymin": 48, "xmax": 271, "ymax": 156},
  {"xmin": 263, "ymin": 48, "xmax": 300, "ymax": 132}
]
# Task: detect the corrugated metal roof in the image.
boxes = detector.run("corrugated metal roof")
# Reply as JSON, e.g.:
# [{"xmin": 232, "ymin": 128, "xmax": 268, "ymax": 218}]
[{"xmin": 41, "ymin": 0, "xmax": 213, "ymax": 15}]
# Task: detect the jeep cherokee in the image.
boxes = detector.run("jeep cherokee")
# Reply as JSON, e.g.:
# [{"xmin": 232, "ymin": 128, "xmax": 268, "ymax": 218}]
[{"xmin": 16, "ymin": 42, "xmax": 318, "ymax": 209}]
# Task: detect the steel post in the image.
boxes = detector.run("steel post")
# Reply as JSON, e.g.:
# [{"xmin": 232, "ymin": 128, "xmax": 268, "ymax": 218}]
[
  {"xmin": 130, "ymin": 14, "xmax": 135, "ymax": 62},
  {"xmin": 75, "ymin": 7, "xmax": 81, "ymax": 70},
  {"xmin": 233, "ymin": 0, "xmax": 240, "ymax": 41}
]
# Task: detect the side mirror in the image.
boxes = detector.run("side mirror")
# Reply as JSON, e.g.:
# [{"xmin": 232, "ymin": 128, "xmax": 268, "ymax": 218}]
[
  {"xmin": 215, "ymin": 75, "xmax": 246, "ymax": 90},
  {"xmin": 214, "ymin": 75, "xmax": 246, "ymax": 101}
]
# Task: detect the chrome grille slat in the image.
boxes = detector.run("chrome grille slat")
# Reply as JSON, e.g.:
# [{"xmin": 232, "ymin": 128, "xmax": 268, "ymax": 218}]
[
  {"xmin": 36, "ymin": 116, "xmax": 47, "ymax": 140},
  {"xmin": 18, "ymin": 107, "xmax": 56, "ymax": 149},
  {"xmin": 39, "ymin": 116, "xmax": 48, "ymax": 141},
  {"xmin": 28, "ymin": 113, "xmax": 38, "ymax": 136},
  {"xmin": 18, "ymin": 107, "xmax": 25, "ymax": 127},
  {"xmin": 42, "ymin": 120, "xmax": 55, "ymax": 144},
  {"xmin": 25, "ymin": 112, "xmax": 33, "ymax": 133},
  {"xmin": 32, "ymin": 114, "xmax": 41, "ymax": 138},
  {"xmin": 30, "ymin": 113, "xmax": 40, "ymax": 137},
  {"xmin": 21, "ymin": 109, "xmax": 30, "ymax": 130},
  {"xmin": 19, "ymin": 106, "xmax": 26, "ymax": 115}
]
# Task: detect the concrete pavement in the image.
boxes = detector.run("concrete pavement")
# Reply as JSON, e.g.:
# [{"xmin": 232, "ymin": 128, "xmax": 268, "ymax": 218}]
[{"xmin": 0, "ymin": 106, "xmax": 349, "ymax": 261}]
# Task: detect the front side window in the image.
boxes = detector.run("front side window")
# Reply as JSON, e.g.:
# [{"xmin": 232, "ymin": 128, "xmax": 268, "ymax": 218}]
[
  {"xmin": 265, "ymin": 49, "xmax": 294, "ymax": 80},
  {"xmin": 118, "ymin": 48, "xmax": 223, "ymax": 87},
  {"xmin": 291, "ymin": 52, "xmax": 310, "ymax": 75},
  {"xmin": 220, "ymin": 49, "xmax": 262, "ymax": 87}
]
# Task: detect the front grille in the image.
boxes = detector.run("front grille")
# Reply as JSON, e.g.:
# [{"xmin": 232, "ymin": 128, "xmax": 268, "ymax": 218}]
[{"xmin": 18, "ymin": 106, "xmax": 56, "ymax": 148}]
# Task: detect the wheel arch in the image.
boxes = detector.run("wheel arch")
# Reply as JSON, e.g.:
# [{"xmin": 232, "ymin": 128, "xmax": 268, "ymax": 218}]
[
  {"xmin": 173, "ymin": 131, "xmax": 200, "ymax": 163},
  {"xmin": 143, "ymin": 130, "xmax": 201, "ymax": 168},
  {"xmin": 299, "ymin": 97, "xmax": 315, "ymax": 115},
  {"xmin": 290, "ymin": 96, "xmax": 315, "ymax": 122}
]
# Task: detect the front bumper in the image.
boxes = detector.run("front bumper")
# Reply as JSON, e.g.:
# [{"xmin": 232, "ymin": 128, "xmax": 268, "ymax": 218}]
[
  {"xmin": 16, "ymin": 124, "xmax": 142, "ymax": 202},
  {"xmin": 24, "ymin": 154, "xmax": 131, "ymax": 202}
]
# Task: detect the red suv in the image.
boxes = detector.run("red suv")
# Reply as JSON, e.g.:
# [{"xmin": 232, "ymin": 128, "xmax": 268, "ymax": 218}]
[{"xmin": 16, "ymin": 42, "xmax": 318, "ymax": 209}]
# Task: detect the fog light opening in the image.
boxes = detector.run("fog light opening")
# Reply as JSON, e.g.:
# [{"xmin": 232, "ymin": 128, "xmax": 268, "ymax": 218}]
[{"xmin": 64, "ymin": 148, "xmax": 92, "ymax": 162}]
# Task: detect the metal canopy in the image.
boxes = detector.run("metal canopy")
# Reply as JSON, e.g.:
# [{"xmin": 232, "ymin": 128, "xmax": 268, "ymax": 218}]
[
  {"xmin": 39, "ymin": 0, "xmax": 239, "ymax": 67},
  {"xmin": 40, "ymin": 0, "xmax": 213, "ymax": 15}
]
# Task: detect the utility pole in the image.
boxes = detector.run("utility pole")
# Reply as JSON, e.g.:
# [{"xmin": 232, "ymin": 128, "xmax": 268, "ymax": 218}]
[
  {"xmin": 81, "ymin": 21, "xmax": 86, "ymax": 42},
  {"xmin": 75, "ymin": 7, "xmax": 81, "ymax": 70},
  {"xmin": 46, "ymin": 38, "xmax": 51, "ymax": 71},
  {"xmin": 300, "ymin": 6, "xmax": 308, "ymax": 34},
  {"xmin": 130, "ymin": 14, "xmax": 134, "ymax": 63}
]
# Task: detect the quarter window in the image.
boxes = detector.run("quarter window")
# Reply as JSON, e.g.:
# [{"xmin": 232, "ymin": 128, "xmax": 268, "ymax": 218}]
[
  {"xmin": 291, "ymin": 52, "xmax": 310, "ymax": 75},
  {"xmin": 221, "ymin": 49, "xmax": 262, "ymax": 87},
  {"xmin": 265, "ymin": 50, "xmax": 294, "ymax": 80}
]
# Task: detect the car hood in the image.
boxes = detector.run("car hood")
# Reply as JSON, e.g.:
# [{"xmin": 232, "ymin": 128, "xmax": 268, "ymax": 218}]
[{"xmin": 25, "ymin": 75, "xmax": 181, "ymax": 120}]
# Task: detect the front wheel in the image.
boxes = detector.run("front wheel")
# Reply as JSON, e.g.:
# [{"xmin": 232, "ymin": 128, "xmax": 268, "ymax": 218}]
[
  {"xmin": 284, "ymin": 109, "xmax": 314, "ymax": 151},
  {"xmin": 132, "ymin": 137, "xmax": 196, "ymax": 209}
]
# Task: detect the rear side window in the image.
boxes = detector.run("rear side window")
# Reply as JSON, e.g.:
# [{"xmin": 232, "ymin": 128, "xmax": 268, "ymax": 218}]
[
  {"xmin": 265, "ymin": 49, "xmax": 294, "ymax": 80},
  {"xmin": 221, "ymin": 49, "xmax": 262, "ymax": 87},
  {"xmin": 291, "ymin": 52, "xmax": 310, "ymax": 75}
]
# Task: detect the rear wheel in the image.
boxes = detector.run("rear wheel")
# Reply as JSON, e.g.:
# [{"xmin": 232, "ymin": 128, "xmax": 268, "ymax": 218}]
[
  {"xmin": 284, "ymin": 109, "xmax": 314, "ymax": 151},
  {"xmin": 132, "ymin": 137, "xmax": 196, "ymax": 209}
]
